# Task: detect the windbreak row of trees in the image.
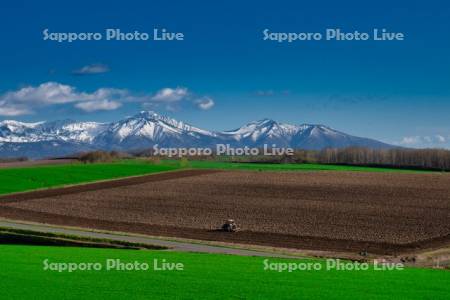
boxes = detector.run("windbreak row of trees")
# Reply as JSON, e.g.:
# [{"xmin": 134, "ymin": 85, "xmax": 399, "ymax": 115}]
[
  {"xmin": 5, "ymin": 147, "xmax": 447, "ymax": 171},
  {"xmin": 307, "ymin": 147, "xmax": 450, "ymax": 171},
  {"xmin": 140, "ymin": 146, "xmax": 450, "ymax": 171},
  {"xmin": 0, "ymin": 156, "xmax": 28, "ymax": 163},
  {"xmin": 208, "ymin": 147, "xmax": 450, "ymax": 171}
]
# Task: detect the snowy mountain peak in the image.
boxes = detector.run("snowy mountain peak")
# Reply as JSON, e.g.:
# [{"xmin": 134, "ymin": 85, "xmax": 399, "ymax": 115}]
[
  {"xmin": 95, "ymin": 111, "xmax": 216, "ymax": 144},
  {"xmin": 0, "ymin": 120, "xmax": 37, "ymax": 126},
  {"xmin": 222, "ymin": 118, "xmax": 301, "ymax": 142},
  {"xmin": 0, "ymin": 120, "xmax": 44, "ymax": 130},
  {"xmin": 0, "ymin": 111, "xmax": 393, "ymax": 158}
]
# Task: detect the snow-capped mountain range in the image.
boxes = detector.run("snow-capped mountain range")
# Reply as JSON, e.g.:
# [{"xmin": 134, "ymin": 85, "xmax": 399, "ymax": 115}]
[{"xmin": 0, "ymin": 111, "xmax": 392, "ymax": 158}]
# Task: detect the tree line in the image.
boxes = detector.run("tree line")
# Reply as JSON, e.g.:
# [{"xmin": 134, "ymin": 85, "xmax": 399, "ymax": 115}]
[{"xmin": 296, "ymin": 147, "xmax": 450, "ymax": 171}]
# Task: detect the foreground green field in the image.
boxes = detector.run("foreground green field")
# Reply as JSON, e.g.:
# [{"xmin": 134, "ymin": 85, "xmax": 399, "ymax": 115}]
[
  {"xmin": 0, "ymin": 245, "xmax": 448, "ymax": 299},
  {"xmin": 0, "ymin": 160, "xmax": 178, "ymax": 195}
]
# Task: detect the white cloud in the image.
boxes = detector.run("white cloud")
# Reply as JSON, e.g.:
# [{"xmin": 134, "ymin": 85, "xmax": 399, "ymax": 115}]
[
  {"xmin": 0, "ymin": 102, "xmax": 32, "ymax": 116},
  {"xmin": 398, "ymin": 135, "xmax": 448, "ymax": 148},
  {"xmin": 75, "ymin": 99, "xmax": 122, "ymax": 112},
  {"xmin": 80, "ymin": 88, "xmax": 131, "ymax": 102},
  {"xmin": 148, "ymin": 87, "xmax": 215, "ymax": 111},
  {"xmin": 436, "ymin": 135, "xmax": 446, "ymax": 143},
  {"xmin": 2, "ymin": 82, "xmax": 80, "ymax": 105},
  {"xmin": 0, "ymin": 83, "xmax": 215, "ymax": 116},
  {"xmin": 72, "ymin": 64, "xmax": 110, "ymax": 75},
  {"xmin": 195, "ymin": 97, "xmax": 215, "ymax": 110},
  {"xmin": 399, "ymin": 136, "xmax": 422, "ymax": 145},
  {"xmin": 0, "ymin": 82, "xmax": 128, "ymax": 115},
  {"xmin": 151, "ymin": 87, "xmax": 188, "ymax": 103}
]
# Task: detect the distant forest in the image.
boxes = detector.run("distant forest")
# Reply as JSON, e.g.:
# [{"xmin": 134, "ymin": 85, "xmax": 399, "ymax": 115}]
[
  {"xmin": 210, "ymin": 147, "xmax": 450, "ymax": 171},
  {"xmin": 286, "ymin": 147, "xmax": 450, "ymax": 171},
  {"xmin": 3, "ymin": 147, "xmax": 450, "ymax": 172}
]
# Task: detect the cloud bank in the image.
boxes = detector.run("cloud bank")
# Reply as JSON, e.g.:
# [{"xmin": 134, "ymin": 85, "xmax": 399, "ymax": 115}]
[
  {"xmin": 397, "ymin": 135, "xmax": 449, "ymax": 148},
  {"xmin": 0, "ymin": 82, "xmax": 215, "ymax": 115},
  {"xmin": 75, "ymin": 99, "xmax": 122, "ymax": 112},
  {"xmin": 0, "ymin": 82, "xmax": 131, "ymax": 114}
]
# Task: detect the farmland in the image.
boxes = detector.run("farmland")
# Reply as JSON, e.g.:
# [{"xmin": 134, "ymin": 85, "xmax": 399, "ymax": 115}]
[
  {"xmin": 0, "ymin": 158, "xmax": 434, "ymax": 196},
  {"xmin": 1, "ymin": 245, "xmax": 450, "ymax": 299},
  {"xmin": 0, "ymin": 159, "xmax": 449, "ymax": 298},
  {"xmin": 0, "ymin": 160, "xmax": 179, "ymax": 195},
  {"xmin": 1, "ymin": 170, "xmax": 449, "ymax": 254}
]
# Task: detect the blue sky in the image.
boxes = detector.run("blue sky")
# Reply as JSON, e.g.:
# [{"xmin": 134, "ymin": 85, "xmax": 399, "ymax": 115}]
[{"xmin": 1, "ymin": 0, "xmax": 450, "ymax": 148}]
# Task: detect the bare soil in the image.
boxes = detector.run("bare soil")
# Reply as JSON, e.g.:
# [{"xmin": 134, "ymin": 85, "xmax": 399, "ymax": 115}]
[
  {"xmin": 1, "ymin": 170, "xmax": 449, "ymax": 255},
  {"xmin": 0, "ymin": 159, "xmax": 76, "ymax": 169}
]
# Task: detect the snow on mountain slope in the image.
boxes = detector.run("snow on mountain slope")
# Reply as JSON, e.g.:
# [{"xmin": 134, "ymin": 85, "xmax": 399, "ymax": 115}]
[
  {"xmin": 217, "ymin": 118, "xmax": 389, "ymax": 150},
  {"xmin": 290, "ymin": 124, "xmax": 391, "ymax": 149},
  {"xmin": 97, "ymin": 111, "xmax": 215, "ymax": 142},
  {"xmin": 92, "ymin": 111, "xmax": 218, "ymax": 150},
  {"xmin": 0, "ymin": 120, "xmax": 44, "ymax": 142},
  {"xmin": 0, "ymin": 111, "xmax": 393, "ymax": 158},
  {"xmin": 220, "ymin": 119, "xmax": 300, "ymax": 142},
  {"xmin": 0, "ymin": 119, "xmax": 107, "ymax": 143}
]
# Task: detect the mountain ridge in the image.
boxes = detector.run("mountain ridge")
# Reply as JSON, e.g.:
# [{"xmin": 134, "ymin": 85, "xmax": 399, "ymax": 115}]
[{"xmin": 0, "ymin": 111, "xmax": 393, "ymax": 158}]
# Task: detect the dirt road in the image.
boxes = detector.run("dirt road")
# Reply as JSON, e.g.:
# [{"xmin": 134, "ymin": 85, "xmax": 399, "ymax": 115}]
[{"xmin": 0, "ymin": 219, "xmax": 295, "ymax": 258}]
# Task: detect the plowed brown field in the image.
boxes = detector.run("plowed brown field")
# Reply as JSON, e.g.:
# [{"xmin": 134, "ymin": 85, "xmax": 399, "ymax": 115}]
[{"xmin": 1, "ymin": 170, "xmax": 449, "ymax": 254}]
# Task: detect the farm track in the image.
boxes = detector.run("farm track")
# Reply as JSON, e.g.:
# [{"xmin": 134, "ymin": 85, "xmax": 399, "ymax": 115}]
[
  {"xmin": 0, "ymin": 170, "xmax": 449, "ymax": 255},
  {"xmin": 1, "ymin": 206, "xmax": 449, "ymax": 255}
]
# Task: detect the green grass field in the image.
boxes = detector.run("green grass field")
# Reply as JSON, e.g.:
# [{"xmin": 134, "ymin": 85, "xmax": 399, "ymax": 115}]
[
  {"xmin": 0, "ymin": 159, "xmax": 434, "ymax": 195},
  {"xmin": 0, "ymin": 160, "xmax": 178, "ymax": 195},
  {"xmin": 1, "ymin": 245, "xmax": 448, "ymax": 299}
]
